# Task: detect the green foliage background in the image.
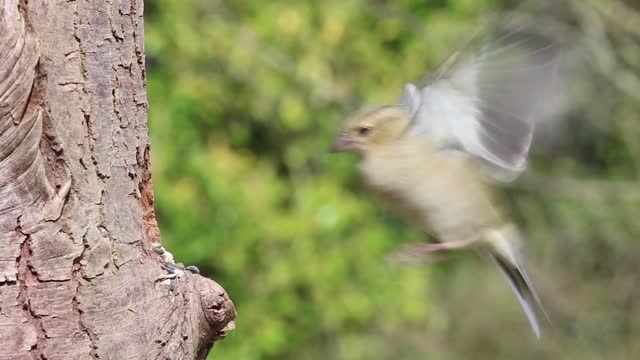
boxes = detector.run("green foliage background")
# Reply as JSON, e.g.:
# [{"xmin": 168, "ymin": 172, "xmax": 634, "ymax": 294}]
[{"xmin": 144, "ymin": 1, "xmax": 640, "ymax": 359}]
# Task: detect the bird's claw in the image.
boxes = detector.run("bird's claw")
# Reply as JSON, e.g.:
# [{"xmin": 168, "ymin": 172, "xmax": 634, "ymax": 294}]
[{"xmin": 388, "ymin": 245, "xmax": 446, "ymax": 266}]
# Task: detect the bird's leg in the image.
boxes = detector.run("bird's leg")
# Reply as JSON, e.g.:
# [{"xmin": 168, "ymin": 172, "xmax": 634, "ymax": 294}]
[
  {"xmin": 417, "ymin": 238, "xmax": 477, "ymax": 253},
  {"xmin": 389, "ymin": 238, "xmax": 478, "ymax": 266}
]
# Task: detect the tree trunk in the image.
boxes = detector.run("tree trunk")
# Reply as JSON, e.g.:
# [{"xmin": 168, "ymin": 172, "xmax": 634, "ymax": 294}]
[{"xmin": 0, "ymin": 0, "xmax": 235, "ymax": 358}]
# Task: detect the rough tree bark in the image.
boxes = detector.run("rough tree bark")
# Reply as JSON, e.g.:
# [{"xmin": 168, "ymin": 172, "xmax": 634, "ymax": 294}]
[{"xmin": 0, "ymin": 1, "xmax": 236, "ymax": 359}]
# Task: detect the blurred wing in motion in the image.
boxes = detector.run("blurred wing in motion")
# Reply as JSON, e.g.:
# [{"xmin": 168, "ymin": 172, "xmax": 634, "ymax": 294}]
[{"xmin": 398, "ymin": 26, "xmax": 567, "ymax": 181}]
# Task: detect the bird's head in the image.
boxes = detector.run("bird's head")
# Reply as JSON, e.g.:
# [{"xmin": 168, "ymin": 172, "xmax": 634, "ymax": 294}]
[{"xmin": 331, "ymin": 105, "xmax": 412, "ymax": 154}]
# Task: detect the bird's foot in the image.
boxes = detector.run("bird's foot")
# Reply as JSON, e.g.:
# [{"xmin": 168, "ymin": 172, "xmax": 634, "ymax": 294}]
[
  {"xmin": 416, "ymin": 239, "xmax": 476, "ymax": 252},
  {"xmin": 388, "ymin": 243, "xmax": 446, "ymax": 266},
  {"xmin": 389, "ymin": 238, "xmax": 476, "ymax": 265}
]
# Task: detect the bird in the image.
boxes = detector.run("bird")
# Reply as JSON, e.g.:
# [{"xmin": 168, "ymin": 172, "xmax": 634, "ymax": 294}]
[{"xmin": 331, "ymin": 26, "xmax": 566, "ymax": 338}]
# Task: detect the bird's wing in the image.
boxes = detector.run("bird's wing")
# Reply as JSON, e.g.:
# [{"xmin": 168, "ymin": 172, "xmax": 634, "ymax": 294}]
[{"xmin": 398, "ymin": 29, "xmax": 566, "ymax": 181}]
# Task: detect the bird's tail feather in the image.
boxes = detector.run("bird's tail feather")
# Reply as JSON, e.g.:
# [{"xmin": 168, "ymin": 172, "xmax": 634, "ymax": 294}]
[{"xmin": 490, "ymin": 253, "xmax": 548, "ymax": 339}]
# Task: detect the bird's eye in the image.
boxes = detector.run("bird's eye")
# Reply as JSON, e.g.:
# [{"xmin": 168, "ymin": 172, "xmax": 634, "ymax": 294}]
[{"xmin": 358, "ymin": 126, "xmax": 372, "ymax": 136}]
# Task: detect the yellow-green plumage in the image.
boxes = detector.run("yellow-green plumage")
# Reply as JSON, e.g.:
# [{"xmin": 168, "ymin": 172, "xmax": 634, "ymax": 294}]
[
  {"xmin": 334, "ymin": 105, "xmax": 547, "ymax": 338},
  {"xmin": 343, "ymin": 106, "xmax": 503, "ymax": 242},
  {"xmin": 332, "ymin": 24, "xmax": 567, "ymax": 337}
]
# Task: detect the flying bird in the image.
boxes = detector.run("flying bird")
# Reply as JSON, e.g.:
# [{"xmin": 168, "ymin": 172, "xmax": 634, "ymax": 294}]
[{"xmin": 332, "ymin": 26, "xmax": 565, "ymax": 338}]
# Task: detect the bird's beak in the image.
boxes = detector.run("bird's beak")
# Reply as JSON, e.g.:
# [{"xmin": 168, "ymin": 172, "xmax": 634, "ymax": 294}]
[{"xmin": 331, "ymin": 135, "xmax": 356, "ymax": 152}]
